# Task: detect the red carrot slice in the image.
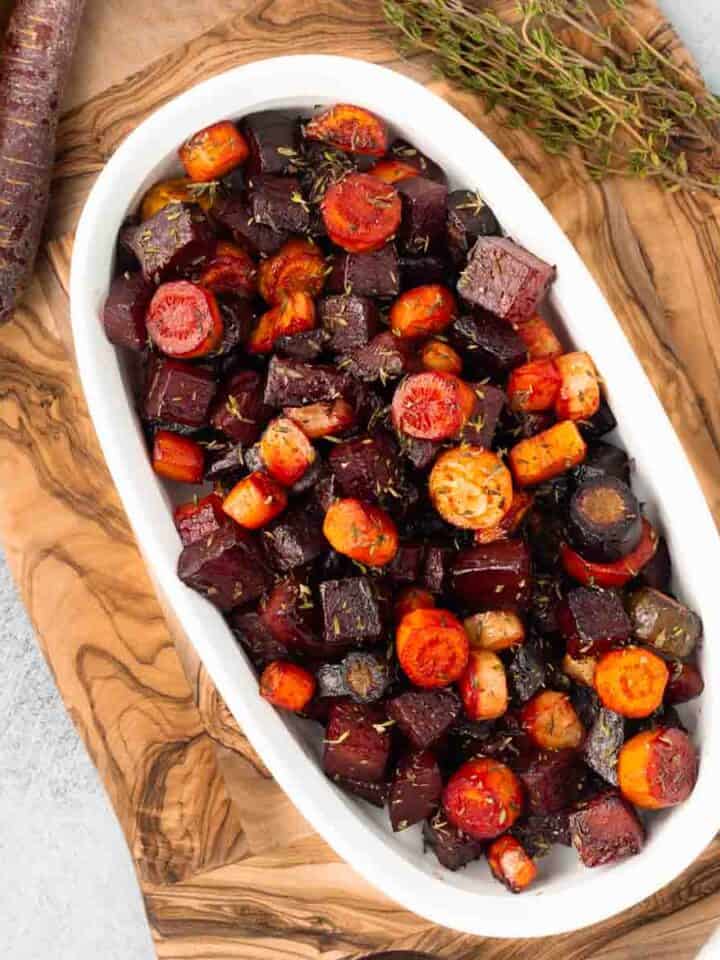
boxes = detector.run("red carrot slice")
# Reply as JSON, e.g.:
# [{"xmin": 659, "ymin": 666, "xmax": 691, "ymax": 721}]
[
  {"xmin": 443, "ymin": 757, "xmax": 523, "ymax": 840},
  {"xmin": 507, "ymin": 359, "xmax": 562, "ymax": 412},
  {"xmin": 260, "ymin": 416, "xmax": 316, "ymax": 487},
  {"xmin": 152, "ymin": 431, "xmax": 204, "ymax": 484},
  {"xmin": 146, "ymin": 281, "xmax": 224, "ymax": 358},
  {"xmin": 392, "ymin": 372, "xmax": 476, "ymax": 441},
  {"xmin": 396, "ymin": 607, "xmax": 469, "ymax": 689},
  {"xmin": 321, "ymin": 173, "xmax": 401, "ymax": 253},
  {"xmin": 561, "ymin": 518, "xmax": 658, "ymax": 587},
  {"xmin": 179, "ymin": 121, "xmax": 249, "ymax": 182},
  {"xmin": 305, "ymin": 104, "xmax": 388, "ymax": 156}
]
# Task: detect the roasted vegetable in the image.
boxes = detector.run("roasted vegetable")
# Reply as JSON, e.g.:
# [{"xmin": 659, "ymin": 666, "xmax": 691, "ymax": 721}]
[
  {"xmin": 210, "ymin": 369, "xmax": 269, "ymax": 444},
  {"xmin": 509, "ymin": 420, "xmax": 587, "ymax": 487},
  {"xmin": 211, "ymin": 192, "xmax": 289, "ymax": 256},
  {"xmin": 241, "ymin": 111, "xmax": 299, "ymax": 175},
  {"xmin": 423, "ymin": 811, "xmax": 483, "ymax": 870},
  {"xmin": 557, "ymin": 587, "xmax": 631, "ymax": 659},
  {"xmin": 222, "ymin": 471, "xmax": 287, "ymax": 529},
  {"xmin": 570, "ymin": 441, "xmax": 630, "ymax": 487},
  {"xmin": 323, "ymin": 700, "xmax": 391, "ymax": 783},
  {"xmin": 429, "ymin": 447, "xmax": 513, "ymax": 531},
  {"xmin": 464, "ymin": 610, "xmax": 525, "ymax": 651},
  {"xmin": 102, "ymin": 272, "xmax": 154, "ymax": 351},
  {"xmin": 387, "ymin": 687, "xmax": 460, "ymax": 748},
  {"xmin": 567, "ymin": 477, "xmax": 642, "ymax": 564},
  {"xmin": 317, "ymin": 651, "xmax": 389, "ymax": 703},
  {"xmin": 232, "ymin": 610, "xmax": 290, "ymax": 668},
  {"xmin": 449, "ymin": 311, "xmax": 526, "ymax": 378},
  {"xmin": 396, "ymin": 176, "xmax": 448, "ymax": 255},
  {"xmin": 174, "ymin": 493, "xmax": 227, "ymax": 546},
  {"xmin": 199, "ymin": 241, "xmax": 257, "ymax": 298},
  {"xmin": 517, "ymin": 748, "xmax": 585, "ymax": 814},
  {"xmin": 473, "ymin": 489, "xmax": 534, "ymax": 545},
  {"xmin": 487, "ymin": 836, "xmax": 538, "ymax": 893},
  {"xmin": 459, "ymin": 649, "xmax": 508, "ymax": 720},
  {"xmin": 584, "ymin": 707, "xmax": 624, "ymax": 784},
  {"xmin": 389, "ymin": 749, "xmax": 443, "ymax": 830},
  {"xmin": 665, "ymin": 661, "xmax": 704, "ymax": 705},
  {"xmin": 322, "ymin": 173, "xmax": 401, "ymax": 253},
  {"xmin": 508, "ymin": 643, "xmax": 546, "ymax": 703},
  {"xmin": 122, "ymin": 203, "xmax": 215, "ymax": 284},
  {"xmin": 521, "ymin": 691, "xmax": 584, "ymax": 751},
  {"xmin": 144, "ymin": 357, "xmax": 217, "ymax": 428},
  {"xmin": 594, "ymin": 646, "xmax": 669, "ymax": 718},
  {"xmin": 561, "ymin": 518, "xmax": 658, "ymax": 588},
  {"xmin": 284, "ymin": 399, "xmax": 356, "ymax": 439},
  {"xmin": 258, "ymin": 237, "xmax": 326, "ymax": 305},
  {"xmin": 635, "ymin": 536, "xmax": 672, "ymax": 592},
  {"xmin": 617, "ymin": 727, "xmax": 698, "ymax": 809},
  {"xmin": 319, "ymin": 577, "xmax": 384, "ymax": 649},
  {"xmin": 390, "ymin": 284, "xmax": 456, "ymax": 339},
  {"xmin": 514, "ymin": 313, "xmax": 563, "ymax": 360},
  {"xmin": 443, "ymin": 757, "xmax": 524, "ymax": 840},
  {"xmin": 326, "ymin": 245, "xmax": 400, "ymax": 299},
  {"xmin": 393, "ymin": 372, "xmax": 476, "ymax": 442},
  {"xmin": 328, "ymin": 432, "xmax": 403, "ymax": 505},
  {"xmin": 248, "ymin": 174, "xmax": 310, "ymax": 234},
  {"xmin": 319, "ymin": 294, "xmax": 378, "ymax": 353},
  {"xmin": 323, "ymin": 498, "xmax": 398, "ymax": 567},
  {"xmin": 262, "ymin": 500, "xmax": 326, "ymax": 571},
  {"xmin": 147, "ymin": 281, "xmax": 223, "ymax": 358},
  {"xmin": 180, "ymin": 121, "xmax": 248, "ymax": 181},
  {"xmin": 421, "ymin": 339, "xmax": 463, "ymax": 375},
  {"xmin": 263, "ymin": 356, "xmax": 350, "ymax": 407},
  {"xmin": 259, "ymin": 416, "xmax": 316, "ymax": 487},
  {"xmin": 554, "ymin": 352, "xmax": 600, "ymax": 421},
  {"xmin": 446, "ymin": 190, "xmax": 500, "ymax": 266},
  {"xmin": 451, "ymin": 540, "xmax": 532, "ymax": 611},
  {"xmin": 152, "ymin": 431, "xmax": 204, "ymax": 484},
  {"xmin": 305, "ymin": 104, "xmax": 388, "ymax": 156},
  {"xmin": 260, "ymin": 660, "xmax": 316, "ymax": 712},
  {"xmin": 248, "ymin": 291, "xmax": 316, "ymax": 355},
  {"xmin": 177, "ymin": 524, "xmax": 271, "ymax": 610},
  {"xmin": 507, "ymin": 359, "xmax": 561, "ymax": 413},
  {"xmin": 331, "ymin": 775, "xmax": 389, "ymax": 808},
  {"xmin": 570, "ymin": 791, "xmax": 644, "ymax": 867},
  {"xmin": 345, "ymin": 330, "xmax": 413, "ymax": 383},
  {"xmin": 625, "ymin": 587, "xmax": 702, "ymax": 659},
  {"xmin": 396, "ymin": 607, "xmax": 469, "ymax": 689}
]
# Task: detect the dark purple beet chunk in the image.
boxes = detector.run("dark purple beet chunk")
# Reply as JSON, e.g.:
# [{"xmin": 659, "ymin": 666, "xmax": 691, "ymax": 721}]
[
  {"xmin": 318, "ymin": 652, "xmax": 390, "ymax": 703},
  {"xmin": 102, "ymin": 272, "xmax": 154, "ymax": 350},
  {"xmin": 275, "ymin": 327, "xmax": 329, "ymax": 361},
  {"xmin": 210, "ymin": 369, "xmax": 270, "ymax": 444},
  {"xmin": 635, "ymin": 536, "xmax": 672, "ymax": 592},
  {"xmin": 231, "ymin": 610, "xmax": 290, "ymax": 667},
  {"xmin": 204, "ymin": 441, "xmax": 246, "ymax": 487},
  {"xmin": 508, "ymin": 643, "xmax": 546, "ymax": 703},
  {"xmin": 328, "ymin": 432, "xmax": 402, "ymax": 504},
  {"xmin": 326, "ymin": 245, "xmax": 400, "ymax": 298},
  {"xmin": 584, "ymin": 708, "xmax": 624, "ymax": 785},
  {"xmin": 331, "ymin": 774, "xmax": 389, "ymax": 808},
  {"xmin": 423, "ymin": 545, "xmax": 453, "ymax": 594},
  {"xmin": 423, "ymin": 811, "xmax": 483, "ymax": 870},
  {"xmin": 446, "ymin": 189, "xmax": 501, "ymax": 266},
  {"xmin": 388, "ymin": 543, "xmax": 425, "ymax": 584},
  {"xmin": 570, "ymin": 792, "xmax": 644, "ymax": 867},
  {"xmin": 263, "ymin": 356, "xmax": 351, "ymax": 407},
  {"xmin": 214, "ymin": 297, "xmax": 255, "ymax": 356},
  {"xmin": 175, "ymin": 497, "xmax": 228, "ymax": 546},
  {"xmin": 319, "ymin": 577, "xmax": 384, "ymax": 649},
  {"xmin": 517, "ymin": 749, "xmax": 586, "ymax": 815},
  {"xmin": 389, "ymin": 749, "xmax": 442, "ymax": 831},
  {"xmin": 144, "ymin": 358, "xmax": 217, "ymax": 428},
  {"xmin": 399, "ymin": 254, "xmax": 450, "ymax": 291},
  {"xmin": 511, "ymin": 812, "xmax": 571, "ymax": 858},
  {"xmin": 451, "ymin": 541, "xmax": 532, "ymax": 610},
  {"xmin": 121, "ymin": 203, "xmax": 214, "ymax": 283},
  {"xmin": 177, "ymin": 525, "xmax": 271, "ymax": 611},
  {"xmin": 577, "ymin": 400, "xmax": 617, "ymax": 440},
  {"xmin": 323, "ymin": 700, "xmax": 390, "ymax": 783},
  {"xmin": 241, "ymin": 111, "xmax": 299, "ymax": 176},
  {"xmin": 260, "ymin": 575, "xmax": 325, "ymax": 656},
  {"xmin": 457, "ymin": 237, "xmax": 556, "ymax": 325},
  {"xmin": 211, "ymin": 193, "xmax": 288, "ymax": 256},
  {"xmin": 450, "ymin": 311, "xmax": 527, "ymax": 378},
  {"xmin": 261, "ymin": 501, "xmax": 325, "ymax": 571},
  {"xmin": 389, "ymin": 139, "xmax": 447, "ymax": 184},
  {"xmin": 460, "ymin": 382, "xmax": 506, "ymax": 448},
  {"xmin": 397, "ymin": 434, "xmax": 441, "ymax": 471},
  {"xmin": 396, "ymin": 176, "xmax": 448, "ymax": 256},
  {"xmin": 387, "ymin": 688, "xmax": 461, "ymax": 749},
  {"xmin": 319, "ymin": 294, "xmax": 379, "ymax": 354},
  {"xmin": 344, "ymin": 331, "xmax": 413, "ymax": 383},
  {"xmin": 557, "ymin": 587, "xmax": 631, "ymax": 659},
  {"xmin": 248, "ymin": 174, "xmax": 310, "ymax": 233}
]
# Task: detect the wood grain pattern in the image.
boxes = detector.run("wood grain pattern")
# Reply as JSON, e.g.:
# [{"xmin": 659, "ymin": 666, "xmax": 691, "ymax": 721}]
[{"xmin": 1, "ymin": 0, "xmax": 719, "ymax": 957}]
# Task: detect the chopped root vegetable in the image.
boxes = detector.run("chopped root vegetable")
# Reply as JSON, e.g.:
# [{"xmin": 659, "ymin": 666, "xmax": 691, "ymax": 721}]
[
  {"xmin": 259, "ymin": 660, "xmax": 316, "ymax": 712},
  {"xmin": 443, "ymin": 757, "xmax": 523, "ymax": 840},
  {"xmin": 594, "ymin": 645, "xmax": 668, "ymax": 718},
  {"xmin": 665, "ymin": 662, "xmax": 704, "ymax": 705},
  {"xmin": 421, "ymin": 339, "xmax": 463, "ymax": 375},
  {"xmin": 521, "ymin": 690, "xmax": 585, "ymax": 751},
  {"xmin": 459, "ymin": 648, "xmax": 508, "ymax": 720},
  {"xmin": 304, "ymin": 104, "xmax": 388, "ymax": 156},
  {"xmin": 395, "ymin": 586, "xmax": 436, "ymax": 621},
  {"xmin": 617, "ymin": 727, "xmax": 698, "ymax": 809},
  {"xmin": 258, "ymin": 237, "xmax": 326, "ymax": 305},
  {"xmin": 321, "ymin": 173, "xmax": 401, "ymax": 253},
  {"xmin": 396, "ymin": 607, "xmax": 469, "ymax": 689},
  {"xmin": 174, "ymin": 493, "xmax": 226, "ymax": 545},
  {"xmin": 561, "ymin": 517, "xmax": 658, "ymax": 587},
  {"xmin": 514, "ymin": 313, "xmax": 563, "ymax": 360},
  {"xmin": 509, "ymin": 420, "xmax": 587, "ymax": 487},
  {"xmin": 507, "ymin": 359, "xmax": 562, "ymax": 412},
  {"xmin": 152, "ymin": 431, "xmax": 204, "ymax": 484},
  {"xmin": 199, "ymin": 241, "xmax": 257, "ymax": 297},
  {"xmin": 223, "ymin": 472, "xmax": 288, "ymax": 529},
  {"xmin": 473, "ymin": 490, "xmax": 534, "ymax": 544},
  {"xmin": 392, "ymin": 372, "xmax": 476, "ymax": 441},
  {"xmin": 554, "ymin": 351, "xmax": 601, "ymax": 421},
  {"xmin": 260, "ymin": 416, "xmax": 316, "ymax": 486},
  {"xmin": 283, "ymin": 399, "xmax": 356, "ymax": 439},
  {"xmin": 487, "ymin": 836, "xmax": 538, "ymax": 893},
  {"xmin": 429, "ymin": 447, "xmax": 513, "ymax": 530},
  {"xmin": 140, "ymin": 178, "xmax": 211, "ymax": 220},
  {"xmin": 463, "ymin": 610, "xmax": 525, "ymax": 651},
  {"xmin": 179, "ymin": 120, "xmax": 249, "ymax": 181},
  {"xmin": 371, "ymin": 158, "xmax": 422, "ymax": 183},
  {"xmin": 567, "ymin": 477, "xmax": 642, "ymax": 563},
  {"xmin": 562, "ymin": 652, "xmax": 598, "ymax": 687},
  {"xmin": 323, "ymin": 498, "xmax": 399, "ymax": 567},
  {"xmin": 247, "ymin": 291, "xmax": 316, "ymax": 354},
  {"xmin": 390, "ymin": 284, "xmax": 457, "ymax": 339},
  {"xmin": 146, "ymin": 281, "xmax": 223, "ymax": 358}
]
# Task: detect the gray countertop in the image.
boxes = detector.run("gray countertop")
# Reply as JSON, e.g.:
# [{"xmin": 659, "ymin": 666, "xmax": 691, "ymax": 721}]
[{"xmin": 1, "ymin": 4, "xmax": 718, "ymax": 956}]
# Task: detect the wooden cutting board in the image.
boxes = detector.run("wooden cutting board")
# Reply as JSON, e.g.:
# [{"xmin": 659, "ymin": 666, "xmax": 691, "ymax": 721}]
[{"xmin": 2, "ymin": 0, "xmax": 720, "ymax": 957}]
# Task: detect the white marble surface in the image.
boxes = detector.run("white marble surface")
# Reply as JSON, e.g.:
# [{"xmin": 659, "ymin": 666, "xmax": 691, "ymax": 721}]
[{"xmin": 0, "ymin": 4, "xmax": 718, "ymax": 956}]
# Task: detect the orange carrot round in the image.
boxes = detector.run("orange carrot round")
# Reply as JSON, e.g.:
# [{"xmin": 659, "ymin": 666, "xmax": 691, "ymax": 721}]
[
  {"xmin": 392, "ymin": 372, "xmax": 476, "ymax": 441},
  {"xmin": 247, "ymin": 291, "xmax": 316, "ymax": 354},
  {"xmin": 443, "ymin": 757, "xmax": 523, "ymax": 840},
  {"xmin": 396, "ymin": 607, "xmax": 469, "ymax": 689},
  {"xmin": 390, "ymin": 284, "xmax": 457, "ymax": 339},
  {"xmin": 323, "ymin": 498, "xmax": 398, "ymax": 567},
  {"xmin": 260, "ymin": 661, "xmax": 316, "ymax": 712},
  {"xmin": 222, "ymin": 472, "xmax": 288, "ymax": 530},
  {"xmin": 487, "ymin": 835, "xmax": 538, "ymax": 893},
  {"xmin": 258, "ymin": 237, "xmax": 326, "ymax": 305},
  {"xmin": 304, "ymin": 104, "xmax": 388, "ymax": 156},
  {"xmin": 260, "ymin": 417, "xmax": 316, "ymax": 487},
  {"xmin": 429, "ymin": 447, "xmax": 513, "ymax": 530},
  {"xmin": 507, "ymin": 358, "xmax": 562, "ymax": 412},
  {"xmin": 459, "ymin": 649, "xmax": 508, "ymax": 720},
  {"xmin": 594, "ymin": 646, "xmax": 669, "ymax": 718},
  {"xmin": 520, "ymin": 690, "xmax": 585, "ymax": 751},
  {"xmin": 321, "ymin": 173, "xmax": 401, "ymax": 253},
  {"xmin": 421, "ymin": 339, "xmax": 463, "ymax": 375},
  {"xmin": 152, "ymin": 431, "xmax": 204, "ymax": 484},
  {"xmin": 179, "ymin": 120, "xmax": 249, "ymax": 181},
  {"xmin": 618, "ymin": 727, "xmax": 698, "ymax": 809},
  {"xmin": 394, "ymin": 586, "xmax": 436, "ymax": 622}
]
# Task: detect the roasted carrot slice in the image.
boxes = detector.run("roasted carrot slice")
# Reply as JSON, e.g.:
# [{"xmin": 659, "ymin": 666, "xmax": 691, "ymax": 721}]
[
  {"xmin": 394, "ymin": 586, "xmax": 436, "ymax": 622},
  {"xmin": 323, "ymin": 498, "xmax": 398, "ymax": 567},
  {"xmin": 392, "ymin": 372, "xmax": 476, "ymax": 441},
  {"xmin": 594, "ymin": 646, "xmax": 669, "ymax": 718},
  {"xmin": 520, "ymin": 690, "xmax": 584, "ymax": 750},
  {"xmin": 258, "ymin": 238, "xmax": 326, "ymax": 305},
  {"xmin": 514, "ymin": 313, "xmax": 563, "ymax": 360},
  {"xmin": 487, "ymin": 836, "xmax": 538, "ymax": 893},
  {"xmin": 509, "ymin": 420, "xmax": 587, "ymax": 487},
  {"xmin": 321, "ymin": 173, "xmax": 401, "ymax": 253},
  {"xmin": 507, "ymin": 359, "xmax": 562, "ymax": 412},
  {"xmin": 199, "ymin": 241, "xmax": 257, "ymax": 298},
  {"xmin": 464, "ymin": 610, "xmax": 525, "ymax": 651},
  {"xmin": 459, "ymin": 649, "xmax": 508, "ymax": 720},
  {"xmin": 421, "ymin": 339, "xmax": 463, "ymax": 375},
  {"xmin": 146, "ymin": 281, "xmax": 224, "ymax": 358},
  {"xmin": 152, "ymin": 431, "xmax": 204, "ymax": 484},
  {"xmin": 140, "ymin": 177, "xmax": 211, "ymax": 220},
  {"xmin": 473, "ymin": 490, "xmax": 534, "ymax": 544},
  {"xmin": 443, "ymin": 757, "xmax": 523, "ymax": 840},
  {"xmin": 260, "ymin": 660, "xmax": 316, "ymax": 712},
  {"xmin": 260, "ymin": 416, "xmax": 316, "ymax": 486},
  {"xmin": 247, "ymin": 291, "xmax": 316, "ymax": 354},
  {"xmin": 283, "ymin": 399, "xmax": 356, "ymax": 439},
  {"xmin": 429, "ymin": 447, "xmax": 513, "ymax": 530},
  {"xmin": 179, "ymin": 120, "xmax": 249, "ymax": 182},
  {"xmin": 396, "ymin": 607, "xmax": 469, "ymax": 689},
  {"xmin": 222, "ymin": 471, "xmax": 287, "ymax": 530},
  {"xmin": 555, "ymin": 351, "xmax": 601, "ymax": 421},
  {"xmin": 617, "ymin": 727, "xmax": 698, "ymax": 809},
  {"xmin": 304, "ymin": 104, "xmax": 388, "ymax": 156},
  {"xmin": 561, "ymin": 517, "xmax": 658, "ymax": 588},
  {"xmin": 390, "ymin": 284, "xmax": 457, "ymax": 339},
  {"xmin": 370, "ymin": 157, "xmax": 422, "ymax": 183}
]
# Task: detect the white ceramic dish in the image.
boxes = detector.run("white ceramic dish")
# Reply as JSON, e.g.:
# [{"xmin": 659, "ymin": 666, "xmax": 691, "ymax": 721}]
[{"xmin": 70, "ymin": 54, "xmax": 720, "ymax": 938}]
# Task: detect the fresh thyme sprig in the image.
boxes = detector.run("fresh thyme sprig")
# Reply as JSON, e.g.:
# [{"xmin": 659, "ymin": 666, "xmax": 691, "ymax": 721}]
[{"xmin": 382, "ymin": 0, "xmax": 720, "ymax": 195}]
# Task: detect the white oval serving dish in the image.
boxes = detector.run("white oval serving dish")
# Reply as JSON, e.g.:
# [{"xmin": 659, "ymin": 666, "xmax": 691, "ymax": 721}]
[{"xmin": 70, "ymin": 54, "xmax": 720, "ymax": 938}]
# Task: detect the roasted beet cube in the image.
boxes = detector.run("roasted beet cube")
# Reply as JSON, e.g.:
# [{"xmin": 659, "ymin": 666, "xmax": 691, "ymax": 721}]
[
  {"xmin": 103, "ymin": 271, "xmax": 154, "ymax": 351},
  {"xmin": 177, "ymin": 525, "xmax": 271, "ymax": 611},
  {"xmin": 460, "ymin": 382, "xmax": 506, "ymax": 448},
  {"xmin": 326, "ymin": 245, "xmax": 400, "ymax": 298},
  {"xmin": 264, "ymin": 356, "xmax": 350, "ymax": 407},
  {"xmin": 557, "ymin": 587, "xmax": 631, "ymax": 658},
  {"xmin": 144, "ymin": 358, "xmax": 217, "ymax": 428},
  {"xmin": 260, "ymin": 575, "xmax": 325, "ymax": 656},
  {"xmin": 423, "ymin": 810, "xmax": 483, "ymax": 870},
  {"xmin": 317, "ymin": 651, "xmax": 389, "ymax": 703},
  {"xmin": 319, "ymin": 577, "xmax": 384, "ymax": 649},
  {"xmin": 248, "ymin": 174, "xmax": 310, "ymax": 234},
  {"xmin": 451, "ymin": 541, "xmax": 532, "ymax": 611},
  {"xmin": 331, "ymin": 774, "xmax": 389, "ymax": 808},
  {"xmin": 174, "ymin": 493, "xmax": 227, "ymax": 546},
  {"xmin": 584, "ymin": 708, "xmax": 624, "ymax": 785},
  {"xmin": 389, "ymin": 749, "xmax": 442, "ymax": 831},
  {"xmin": 231, "ymin": 609, "xmax": 290, "ymax": 667},
  {"xmin": 319, "ymin": 294, "xmax": 379, "ymax": 354},
  {"xmin": 275, "ymin": 327, "xmax": 329, "ymax": 361},
  {"xmin": 344, "ymin": 331, "xmax": 413, "ymax": 383},
  {"xmin": 511, "ymin": 811, "xmax": 571, "ymax": 858},
  {"xmin": 210, "ymin": 369, "xmax": 269, "ymax": 444},
  {"xmin": 447, "ymin": 189, "xmax": 501, "ymax": 266},
  {"xmin": 121, "ymin": 203, "xmax": 214, "ymax": 283},
  {"xmin": 328, "ymin": 432, "xmax": 402, "ymax": 504},
  {"xmin": 204, "ymin": 441, "xmax": 246, "ymax": 487},
  {"xmin": 457, "ymin": 237, "xmax": 556, "ymax": 325},
  {"xmin": 398, "ymin": 434, "xmax": 442, "ymax": 471},
  {"xmin": 518, "ymin": 749, "xmax": 586, "ymax": 815},
  {"xmin": 323, "ymin": 700, "xmax": 391, "ymax": 783},
  {"xmin": 211, "ymin": 193, "xmax": 289, "ymax": 256},
  {"xmin": 570, "ymin": 441, "xmax": 630, "ymax": 486},
  {"xmin": 387, "ymin": 688, "xmax": 461, "ymax": 749},
  {"xmin": 423, "ymin": 545, "xmax": 453, "ymax": 594},
  {"xmin": 399, "ymin": 254, "xmax": 450, "ymax": 291},
  {"xmin": 261, "ymin": 501, "xmax": 326, "ymax": 571},
  {"xmin": 388, "ymin": 543, "xmax": 425, "ymax": 584},
  {"xmin": 396, "ymin": 176, "xmax": 448, "ymax": 255},
  {"xmin": 242, "ymin": 111, "xmax": 299, "ymax": 176},
  {"xmin": 508, "ymin": 643, "xmax": 546, "ymax": 704},
  {"xmin": 450, "ymin": 312, "xmax": 527, "ymax": 378},
  {"xmin": 570, "ymin": 792, "xmax": 644, "ymax": 868}
]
